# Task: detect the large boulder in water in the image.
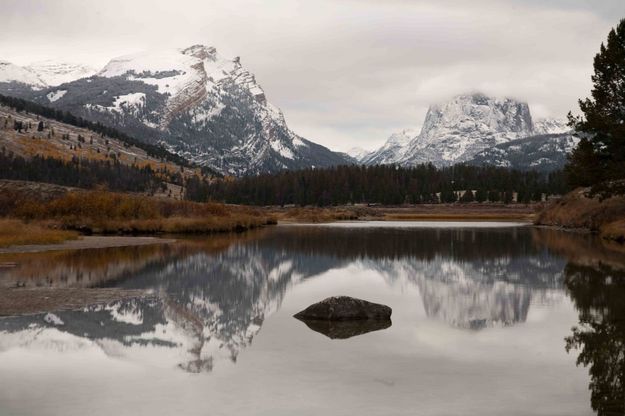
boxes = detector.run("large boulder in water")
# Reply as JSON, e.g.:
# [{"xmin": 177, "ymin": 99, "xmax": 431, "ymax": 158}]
[{"xmin": 294, "ymin": 296, "xmax": 392, "ymax": 321}]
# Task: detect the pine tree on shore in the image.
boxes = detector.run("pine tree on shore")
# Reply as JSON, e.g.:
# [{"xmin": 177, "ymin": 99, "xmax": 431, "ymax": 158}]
[{"xmin": 567, "ymin": 18, "xmax": 625, "ymax": 186}]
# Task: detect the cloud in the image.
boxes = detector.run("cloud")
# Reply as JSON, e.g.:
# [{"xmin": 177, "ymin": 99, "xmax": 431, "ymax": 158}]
[{"xmin": 0, "ymin": 0, "xmax": 623, "ymax": 151}]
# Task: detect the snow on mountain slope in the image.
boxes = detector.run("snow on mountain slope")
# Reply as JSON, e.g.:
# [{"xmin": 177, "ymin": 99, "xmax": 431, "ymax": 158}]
[
  {"xmin": 362, "ymin": 128, "xmax": 417, "ymax": 165},
  {"xmin": 467, "ymin": 133, "xmax": 579, "ymax": 172},
  {"xmin": 533, "ymin": 118, "xmax": 571, "ymax": 135},
  {"xmin": 361, "ymin": 93, "xmax": 574, "ymax": 169},
  {"xmin": 26, "ymin": 61, "xmax": 96, "ymax": 86},
  {"xmin": 11, "ymin": 45, "xmax": 349, "ymax": 176},
  {"xmin": 398, "ymin": 93, "xmax": 534, "ymax": 166},
  {"xmin": 0, "ymin": 60, "xmax": 94, "ymax": 88},
  {"xmin": 346, "ymin": 147, "xmax": 371, "ymax": 162},
  {"xmin": 0, "ymin": 61, "xmax": 46, "ymax": 88}
]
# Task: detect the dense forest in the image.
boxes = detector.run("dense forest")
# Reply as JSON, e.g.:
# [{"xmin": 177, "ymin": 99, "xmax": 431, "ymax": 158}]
[
  {"xmin": 187, "ymin": 164, "xmax": 568, "ymax": 205},
  {"xmin": 0, "ymin": 151, "xmax": 167, "ymax": 194},
  {"xmin": 0, "ymin": 93, "xmax": 192, "ymax": 168}
]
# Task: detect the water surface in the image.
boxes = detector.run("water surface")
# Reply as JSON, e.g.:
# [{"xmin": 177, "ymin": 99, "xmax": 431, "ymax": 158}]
[{"xmin": 1, "ymin": 222, "xmax": 624, "ymax": 416}]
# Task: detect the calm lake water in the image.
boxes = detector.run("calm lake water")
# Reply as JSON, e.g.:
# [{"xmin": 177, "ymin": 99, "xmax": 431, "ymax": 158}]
[{"xmin": 0, "ymin": 222, "xmax": 624, "ymax": 416}]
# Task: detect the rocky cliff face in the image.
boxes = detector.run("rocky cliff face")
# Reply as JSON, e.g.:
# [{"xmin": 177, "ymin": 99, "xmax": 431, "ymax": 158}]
[
  {"xmin": 401, "ymin": 93, "xmax": 534, "ymax": 166},
  {"xmin": 363, "ymin": 93, "xmax": 572, "ymax": 169},
  {"xmin": 0, "ymin": 45, "xmax": 349, "ymax": 176}
]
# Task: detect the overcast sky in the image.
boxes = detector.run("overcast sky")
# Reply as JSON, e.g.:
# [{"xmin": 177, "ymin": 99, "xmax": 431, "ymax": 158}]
[{"xmin": 1, "ymin": 0, "xmax": 624, "ymax": 152}]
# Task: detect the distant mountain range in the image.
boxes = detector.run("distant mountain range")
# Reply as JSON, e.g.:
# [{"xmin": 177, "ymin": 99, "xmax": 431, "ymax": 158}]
[
  {"xmin": 351, "ymin": 93, "xmax": 576, "ymax": 172},
  {"xmin": 0, "ymin": 60, "xmax": 96, "ymax": 89},
  {"xmin": 1, "ymin": 51, "xmax": 576, "ymax": 175}
]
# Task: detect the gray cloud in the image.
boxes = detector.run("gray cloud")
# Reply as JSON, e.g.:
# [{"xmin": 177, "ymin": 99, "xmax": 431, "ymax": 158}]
[{"xmin": 1, "ymin": 0, "xmax": 623, "ymax": 151}]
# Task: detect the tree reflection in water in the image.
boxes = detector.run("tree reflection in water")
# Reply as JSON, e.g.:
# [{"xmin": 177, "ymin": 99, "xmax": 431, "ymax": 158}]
[{"xmin": 564, "ymin": 263, "xmax": 625, "ymax": 416}]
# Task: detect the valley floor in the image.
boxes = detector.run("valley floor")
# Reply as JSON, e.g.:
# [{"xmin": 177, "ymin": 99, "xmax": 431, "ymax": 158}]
[{"xmin": 270, "ymin": 203, "xmax": 539, "ymax": 223}]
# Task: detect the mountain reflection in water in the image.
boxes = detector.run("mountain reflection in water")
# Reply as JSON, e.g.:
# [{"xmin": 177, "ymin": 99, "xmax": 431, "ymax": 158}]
[{"xmin": 0, "ymin": 223, "xmax": 622, "ymax": 416}]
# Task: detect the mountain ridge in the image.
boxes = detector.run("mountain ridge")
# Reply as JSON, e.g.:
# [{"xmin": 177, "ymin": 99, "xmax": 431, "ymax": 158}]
[{"xmin": 0, "ymin": 46, "xmax": 351, "ymax": 176}]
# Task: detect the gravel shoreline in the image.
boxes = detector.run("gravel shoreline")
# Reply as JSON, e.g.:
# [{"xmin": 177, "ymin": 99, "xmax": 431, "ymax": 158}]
[{"xmin": 0, "ymin": 236, "xmax": 176, "ymax": 254}]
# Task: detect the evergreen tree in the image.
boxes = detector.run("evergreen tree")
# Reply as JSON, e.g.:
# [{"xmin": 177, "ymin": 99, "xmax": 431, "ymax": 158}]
[
  {"xmin": 475, "ymin": 189, "xmax": 487, "ymax": 203},
  {"xmin": 460, "ymin": 190, "xmax": 475, "ymax": 203},
  {"xmin": 488, "ymin": 190, "xmax": 501, "ymax": 202},
  {"xmin": 567, "ymin": 18, "xmax": 625, "ymax": 186}
]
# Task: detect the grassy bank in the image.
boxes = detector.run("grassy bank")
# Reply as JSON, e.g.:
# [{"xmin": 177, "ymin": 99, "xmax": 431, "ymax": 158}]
[
  {"xmin": 1, "ymin": 189, "xmax": 276, "ymax": 242},
  {"xmin": 271, "ymin": 203, "xmax": 537, "ymax": 223},
  {"xmin": 0, "ymin": 219, "xmax": 78, "ymax": 248},
  {"xmin": 536, "ymin": 181, "xmax": 625, "ymax": 243},
  {"xmin": 273, "ymin": 207, "xmax": 377, "ymax": 223}
]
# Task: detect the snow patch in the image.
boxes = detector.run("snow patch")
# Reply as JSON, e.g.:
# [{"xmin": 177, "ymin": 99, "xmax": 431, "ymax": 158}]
[
  {"xmin": 270, "ymin": 141, "xmax": 295, "ymax": 159},
  {"xmin": 46, "ymin": 89, "xmax": 67, "ymax": 102},
  {"xmin": 106, "ymin": 304, "xmax": 143, "ymax": 325},
  {"xmin": 43, "ymin": 313, "xmax": 64, "ymax": 326}
]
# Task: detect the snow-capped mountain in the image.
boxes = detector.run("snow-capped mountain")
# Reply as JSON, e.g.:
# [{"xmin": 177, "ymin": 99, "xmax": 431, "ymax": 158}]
[
  {"xmin": 532, "ymin": 118, "xmax": 571, "ymax": 135},
  {"xmin": 0, "ymin": 60, "xmax": 95, "ymax": 88},
  {"xmin": 26, "ymin": 60, "xmax": 96, "ymax": 86},
  {"xmin": 363, "ymin": 93, "xmax": 574, "ymax": 170},
  {"xmin": 346, "ymin": 147, "xmax": 371, "ymax": 162},
  {"xmin": 467, "ymin": 133, "xmax": 579, "ymax": 172},
  {"xmin": 399, "ymin": 93, "xmax": 534, "ymax": 166},
  {"xmin": 1, "ymin": 45, "xmax": 349, "ymax": 176},
  {"xmin": 0, "ymin": 61, "xmax": 46, "ymax": 88},
  {"xmin": 361, "ymin": 128, "xmax": 417, "ymax": 165}
]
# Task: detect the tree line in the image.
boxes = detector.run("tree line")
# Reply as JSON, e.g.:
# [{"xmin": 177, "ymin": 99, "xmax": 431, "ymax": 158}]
[
  {"xmin": 0, "ymin": 93, "xmax": 191, "ymax": 168},
  {"xmin": 0, "ymin": 150, "xmax": 166, "ymax": 194},
  {"xmin": 186, "ymin": 164, "xmax": 568, "ymax": 206}
]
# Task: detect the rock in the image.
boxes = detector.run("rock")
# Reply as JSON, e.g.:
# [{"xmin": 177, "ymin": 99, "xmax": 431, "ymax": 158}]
[
  {"xmin": 293, "ymin": 296, "xmax": 392, "ymax": 321},
  {"xmin": 299, "ymin": 319, "xmax": 392, "ymax": 339}
]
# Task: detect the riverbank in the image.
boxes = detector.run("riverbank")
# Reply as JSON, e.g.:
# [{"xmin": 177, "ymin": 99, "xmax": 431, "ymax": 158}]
[
  {"xmin": 0, "ymin": 219, "xmax": 79, "ymax": 248},
  {"xmin": 271, "ymin": 203, "xmax": 539, "ymax": 223},
  {"xmin": 0, "ymin": 188, "xmax": 277, "ymax": 248},
  {"xmin": 535, "ymin": 182, "xmax": 625, "ymax": 243},
  {"xmin": 0, "ymin": 235, "xmax": 176, "ymax": 254}
]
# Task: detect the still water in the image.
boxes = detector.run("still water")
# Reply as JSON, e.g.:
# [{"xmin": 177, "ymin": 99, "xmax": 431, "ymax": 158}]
[{"xmin": 0, "ymin": 222, "xmax": 623, "ymax": 416}]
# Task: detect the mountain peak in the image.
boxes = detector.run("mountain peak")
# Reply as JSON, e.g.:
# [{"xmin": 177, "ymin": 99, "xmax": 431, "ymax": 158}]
[
  {"xmin": 0, "ymin": 61, "xmax": 46, "ymax": 88},
  {"xmin": 387, "ymin": 129, "xmax": 418, "ymax": 146},
  {"xmin": 398, "ymin": 93, "xmax": 534, "ymax": 165},
  {"xmin": 347, "ymin": 147, "xmax": 371, "ymax": 161},
  {"xmin": 182, "ymin": 44, "xmax": 218, "ymax": 60},
  {"xmin": 25, "ymin": 60, "xmax": 97, "ymax": 86}
]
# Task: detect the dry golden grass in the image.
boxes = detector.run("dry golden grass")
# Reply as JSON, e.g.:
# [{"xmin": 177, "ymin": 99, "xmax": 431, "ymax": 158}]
[
  {"xmin": 536, "ymin": 187, "xmax": 625, "ymax": 231},
  {"xmin": 274, "ymin": 207, "xmax": 368, "ymax": 223},
  {"xmin": 601, "ymin": 219, "xmax": 625, "ymax": 243},
  {"xmin": 536, "ymin": 184, "xmax": 625, "ymax": 243},
  {"xmin": 5, "ymin": 190, "xmax": 276, "ymax": 235},
  {"xmin": 0, "ymin": 219, "xmax": 78, "ymax": 247},
  {"xmin": 272, "ymin": 204, "xmax": 536, "ymax": 223}
]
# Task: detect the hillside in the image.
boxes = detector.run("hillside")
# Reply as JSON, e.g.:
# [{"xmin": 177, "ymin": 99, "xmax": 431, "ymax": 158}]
[
  {"xmin": 467, "ymin": 133, "xmax": 578, "ymax": 172},
  {"xmin": 0, "ymin": 97, "xmax": 210, "ymax": 198},
  {"xmin": 536, "ymin": 181, "xmax": 625, "ymax": 242}
]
